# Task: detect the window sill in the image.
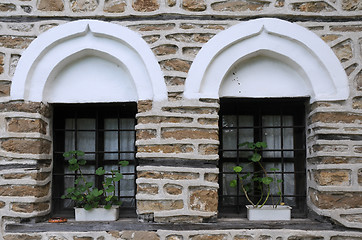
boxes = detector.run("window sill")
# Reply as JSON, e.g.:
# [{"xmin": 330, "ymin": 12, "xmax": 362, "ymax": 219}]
[{"xmin": 6, "ymin": 218, "xmax": 352, "ymax": 233}]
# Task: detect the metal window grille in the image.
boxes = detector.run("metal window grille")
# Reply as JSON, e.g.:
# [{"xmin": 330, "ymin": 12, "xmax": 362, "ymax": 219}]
[
  {"xmin": 218, "ymin": 98, "xmax": 307, "ymax": 218},
  {"xmin": 52, "ymin": 103, "xmax": 137, "ymax": 217}
]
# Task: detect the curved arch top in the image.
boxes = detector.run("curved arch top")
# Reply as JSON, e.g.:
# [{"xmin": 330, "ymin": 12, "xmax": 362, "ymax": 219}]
[
  {"xmin": 183, "ymin": 18, "xmax": 349, "ymax": 103},
  {"xmin": 11, "ymin": 20, "xmax": 167, "ymax": 103}
]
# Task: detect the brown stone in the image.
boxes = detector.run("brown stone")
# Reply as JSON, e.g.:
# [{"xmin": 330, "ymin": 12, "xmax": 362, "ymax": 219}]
[
  {"xmin": 165, "ymin": 77, "xmax": 185, "ymax": 86},
  {"xmin": 143, "ymin": 35, "xmax": 161, "ymax": 44},
  {"xmin": 321, "ymin": 34, "xmax": 340, "ymax": 43},
  {"xmin": 358, "ymin": 169, "xmax": 362, "ymax": 185},
  {"xmin": 166, "ymin": 33, "xmax": 215, "ymax": 43},
  {"xmin": 0, "ymin": 183, "xmax": 50, "ymax": 197},
  {"xmin": 137, "ymin": 129, "xmax": 157, "ymax": 140},
  {"xmin": 274, "ymin": 0, "xmax": 284, "ymax": 7},
  {"xmin": 39, "ymin": 23, "xmax": 59, "ymax": 32},
  {"xmin": 189, "ymin": 187, "xmax": 218, "ymax": 212},
  {"xmin": 138, "ymin": 144, "xmax": 194, "ymax": 154},
  {"xmin": 133, "ymin": 232, "xmax": 160, "ymax": 240},
  {"xmin": 161, "ymin": 128, "xmax": 218, "ymax": 140},
  {"xmin": 138, "ymin": 116, "xmax": 193, "ymax": 124},
  {"xmin": 107, "ymin": 231, "xmax": 121, "ymax": 238},
  {"xmin": 190, "ymin": 235, "xmax": 227, "ymax": 240},
  {"xmin": 12, "ymin": 202, "xmax": 49, "ymax": 213},
  {"xmin": 330, "ymin": 25, "xmax": 362, "ymax": 32},
  {"xmin": 352, "ymin": 97, "xmax": 362, "ymax": 109},
  {"xmin": 104, "ymin": 0, "xmax": 126, "ymax": 13},
  {"xmin": 234, "ymin": 236, "xmax": 253, "ymax": 240},
  {"xmin": 132, "ymin": 0, "xmax": 159, "ymax": 12},
  {"xmin": 0, "ymin": 102, "xmax": 50, "ymax": 117},
  {"xmin": 138, "ymin": 171, "xmax": 199, "ymax": 180},
  {"xmin": 182, "ymin": 0, "xmax": 206, "ymax": 11},
  {"xmin": 37, "ymin": 0, "xmax": 64, "ymax": 11},
  {"xmin": 199, "ymin": 144, "xmax": 218, "ymax": 155},
  {"xmin": 288, "ymin": 237, "xmax": 324, "ymax": 240},
  {"xmin": 356, "ymin": 70, "xmax": 362, "ymax": 91},
  {"xmin": 137, "ymin": 200, "xmax": 183, "ymax": 211},
  {"xmin": 152, "ymin": 45, "xmax": 178, "ymax": 56},
  {"xmin": 138, "ymin": 100, "xmax": 152, "ymax": 113},
  {"xmin": 164, "ymin": 184, "xmax": 183, "ymax": 195},
  {"xmin": 0, "ymin": 3, "xmax": 16, "ymax": 11},
  {"xmin": 73, "ymin": 237, "xmax": 93, "ymax": 240},
  {"xmin": 292, "ymin": 1, "xmax": 335, "ymax": 12},
  {"xmin": 341, "ymin": 0, "xmax": 362, "ymax": 11},
  {"xmin": 0, "ymin": 36, "xmax": 35, "ymax": 49},
  {"xmin": 137, "ymin": 183, "xmax": 158, "ymax": 195},
  {"xmin": 160, "ymin": 59, "xmax": 191, "ymax": 73},
  {"xmin": 7, "ymin": 118, "xmax": 47, "ymax": 134},
  {"xmin": 309, "ymin": 188, "xmax": 362, "ymax": 209},
  {"xmin": 309, "ymin": 112, "xmax": 362, "ymax": 124},
  {"xmin": 162, "ymin": 106, "xmax": 217, "ymax": 114},
  {"xmin": 312, "ymin": 144, "xmax": 348, "ymax": 153},
  {"xmin": 345, "ymin": 63, "xmax": 358, "ymax": 76},
  {"xmin": 70, "ymin": 0, "xmax": 99, "ymax": 12},
  {"xmin": 166, "ymin": 236, "xmax": 183, "ymax": 240},
  {"xmin": 204, "ymin": 173, "xmax": 218, "ymax": 183},
  {"xmin": 183, "ymin": 47, "xmax": 201, "ymax": 57},
  {"xmin": 308, "ymin": 156, "xmax": 362, "ymax": 164},
  {"xmin": 130, "ymin": 24, "xmax": 175, "ymax": 31},
  {"xmin": 4, "ymin": 235, "xmax": 41, "ymax": 240},
  {"xmin": 332, "ymin": 39, "xmax": 353, "ymax": 62},
  {"xmin": 198, "ymin": 118, "xmax": 218, "ymax": 125},
  {"xmin": 211, "ymin": 0, "xmax": 269, "ymax": 11},
  {"xmin": 313, "ymin": 169, "xmax": 350, "ymax": 186},
  {"xmin": 167, "ymin": 0, "xmax": 176, "ymax": 7},
  {"xmin": 1, "ymin": 139, "xmax": 51, "ymax": 154},
  {"xmin": 0, "ymin": 201, "xmax": 5, "ymax": 208},
  {"xmin": 2, "ymin": 172, "xmax": 50, "ymax": 180},
  {"xmin": 0, "ymin": 81, "xmax": 10, "ymax": 97}
]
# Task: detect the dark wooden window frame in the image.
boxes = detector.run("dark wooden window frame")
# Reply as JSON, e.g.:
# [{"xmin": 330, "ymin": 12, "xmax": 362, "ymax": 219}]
[
  {"xmin": 52, "ymin": 103, "xmax": 137, "ymax": 217},
  {"xmin": 218, "ymin": 98, "xmax": 307, "ymax": 218}
]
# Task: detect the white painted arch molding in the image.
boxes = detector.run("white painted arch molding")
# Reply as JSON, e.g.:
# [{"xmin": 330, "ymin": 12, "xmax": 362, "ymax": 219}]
[
  {"xmin": 11, "ymin": 20, "xmax": 167, "ymax": 103},
  {"xmin": 184, "ymin": 18, "xmax": 349, "ymax": 103}
]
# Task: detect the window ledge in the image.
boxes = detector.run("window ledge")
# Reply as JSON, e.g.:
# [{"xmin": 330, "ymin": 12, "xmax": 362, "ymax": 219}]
[{"xmin": 6, "ymin": 218, "xmax": 354, "ymax": 233}]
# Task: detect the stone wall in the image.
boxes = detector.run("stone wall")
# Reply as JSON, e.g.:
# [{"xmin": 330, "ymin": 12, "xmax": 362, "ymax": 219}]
[{"xmin": 0, "ymin": 0, "xmax": 362, "ymax": 239}]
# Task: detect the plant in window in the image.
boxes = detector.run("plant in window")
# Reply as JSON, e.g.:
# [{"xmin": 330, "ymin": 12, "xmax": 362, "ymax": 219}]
[
  {"xmin": 61, "ymin": 150, "xmax": 129, "ymax": 221},
  {"xmin": 229, "ymin": 142, "xmax": 291, "ymax": 220}
]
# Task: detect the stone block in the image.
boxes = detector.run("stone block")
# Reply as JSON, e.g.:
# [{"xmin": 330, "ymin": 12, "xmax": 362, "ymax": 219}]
[
  {"xmin": 340, "ymin": 213, "xmax": 362, "ymax": 223},
  {"xmin": 292, "ymin": 1, "xmax": 335, "ymax": 12},
  {"xmin": 130, "ymin": 23, "xmax": 175, "ymax": 31},
  {"xmin": 0, "ymin": 201, "xmax": 5, "ymax": 208},
  {"xmin": 10, "ymin": 54, "xmax": 21, "ymax": 76},
  {"xmin": 204, "ymin": 173, "xmax": 218, "ymax": 183},
  {"xmin": 138, "ymin": 171, "xmax": 199, "ymax": 180},
  {"xmin": 182, "ymin": 0, "xmax": 207, "ymax": 11},
  {"xmin": 70, "ymin": 0, "xmax": 99, "ymax": 12},
  {"xmin": 143, "ymin": 35, "xmax": 161, "ymax": 44},
  {"xmin": 321, "ymin": 34, "xmax": 340, "ymax": 43},
  {"xmin": 167, "ymin": 0, "xmax": 176, "ymax": 7},
  {"xmin": 313, "ymin": 169, "xmax": 350, "ymax": 186},
  {"xmin": 0, "ymin": 102, "xmax": 51, "ymax": 117},
  {"xmin": 211, "ymin": 0, "xmax": 269, "ymax": 11},
  {"xmin": 138, "ymin": 116, "xmax": 193, "ymax": 124},
  {"xmin": 164, "ymin": 184, "xmax": 183, "ymax": 195},
  {"xmin": 332, "ymin": 39, "xmax": 353, "ymax": 62},
  {"xmin": 288, "ymin": 236, "xmax": 324, "ymax": 240},
  {"xmin": 0, "ymin": 4, "xmax": 16, "ymax": 12},
  {"xmin": 198, "ymin": 118, "xmax": 218, "ymax": 125},
  {"xmin": 162, "ymin": 106, "xmax": 217, "ymax": 114},
  {"xmin": 132, "ymin": 0, "xmax": 159, "ymax": 12},
  {"xmin": 182, "ymin": 47, "xmax": 201, "ymax": 57},
  {"xmin": 199, "ymin": 144, "xmax": 218, "ymax": 155},
  {"xmin": 190, "ymin": 234, "xmax": 227, "ymax": 240},
  {"xmin": 138, "ymin": 100, "xmax": 152, "ymax": 113},
  {"xmin": 189, "ymin": 187, "xmax": 218, "ymax": 212},
  {"xmin": 160, "ymin": 59, "xmax": 192, "ymax": 73},
  {"xmin": 136, "ymin": 129, "xmax": 157, "ymax": 140},
  {"xmin": 358, "ymin": 169, "xmax": 362, "ymax": 185},
  {"xmin": 0, "ymin": 36, "xmax": 35, "ymax": 49},
  {"xmin": 2, "ymin": 172, "xmax": 50, "ymax": 180},
  {"xmin": 1, "ymin": 139, "xmax": 51, "ymax": 154},
  {"xmin": 73, "ymin": 237, "xmax": 93, "ymax": 240},
  {"xmin": 352, "ymin": 97, "xmax": 362, "ymax": 109},
  {"xmin": 0, "ymin": 81, "xmax": 10, "ymax": 97},
  {"xmin": 104, "ymin": 0, "xmax": 126, "ymax": 13},
  {"xmin": 309, "ymin": 112, "xmax": 362, "ymax": 124},
  {"xmin": 11, "ymin": 202, "xmax": 49, "ymax": 213},
  {"xmin": 166, "ymin": 235, "xmax": 183, "ymax": 240},
  {"xmin": 152, "ymin": 44, "xmax": 178, "ymax": 56},
  {"xmin": 4, "ymin": 235, "xmax": 41, "ymax": 240},
  {"xmin": 161, "ymin": 128, "xmax": 218, "ymax": 140},
  {"xmin": 165, "ymin": 76, "xmax": 185, "ymax": 86},
  {"xmin": 137, "ymin": 183, "xmax": 159, "ymax": 195},
  {"xmin": 37, "ymin": 0, "xmax": 64, "ymax": 11},
  {"xmin": 138, "ymin": 144, "xmax": 194, "ymax": 154},
  {"xmin": 166, "ymin": 33, "xmax": 215, "ymax": 43},
  {"xmin": 330, "ymin": 237, "xmax": 362, "ymax": 240},
  {"xmin": 356, "ymin": 70, "xmax": 362, "ymax": 91},
  {"xmin": 0, "ymin": 184, "xmax": 50, "ymax": 197},
  {"xmin": 7, "ymin": 118, "xmax": 47, "ymax": 134},
  {"xmin": 341, "ymin": 0, "xmax": 362, "ymax": 11},
  {"xmin": 137, "ymin": 200, "xmax": 183, "ymax": 211},
  {"xmin": 330, "ymin": 25, "xmax": 362, "ymax": 32},
  {"xmin": 310, "ymin": 188, "xmax": 362, "ymax": 209},
  {"xmin": 234, "ymin": 236, "xmax": 253, "ymax": 240},
  {"xmin": 345, "ymin": 63, "xmax": 358, "ymax": 76},
  {"xmin": 155, "ymin": 215, "xmax": 203, "ymax": 223},
  {"xmin": 274, "ymin": 0, "xmax": 284, "ymax": 7}
]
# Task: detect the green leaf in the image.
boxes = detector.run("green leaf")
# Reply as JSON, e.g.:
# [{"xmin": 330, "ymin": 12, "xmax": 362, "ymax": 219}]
[
  {"xmin": 106, "ymin": 185, "xmax": 115, "ymax": 193},
  {"xmin": 277, "ymin": 179, "xmax": 283, "ymax": 183},
  {"xmin": 277, "ymin": 191, "xmax": 282, "ymax": 195},
  {"xmin": 78, "ymin": 159, "xmax": 86, "ymax": 165},
  {"xmin": 250, "ymin": 153, "xmax": 261, "ymax": 162},
  {"xmin": 61, "ymin": 195, "xmax": 66, "ymax": 199},
  {"xmin": 66, "ymin": 187, "xmax": 75, "ymax": 193},
  {"xmin": 229, "ymin": 179, "xmax": 237, "ymax": 187},
  {"xmin": 86, "ymin": 182, "xmax": 93, "ymax": 188},
  {"xmin": 95, "ymin": 167, "xmax": 106, "ymax": 175},
  {"xmin": 63, "ymin": 152, "xmax": 71, "ymax": 158},
  {"xmin": 255, "ymin": 141, "xmax": 267, "ymax": 149},
  {"xmin": 106, "ymin": 195, "xmax": 113, "ymax": 201},
  {"xmin": 262, "ymin": 177, "xmax": 273, "ymax": 185},
  {"xmin": 119, "ymin": 160, "xmax": 129, "ymax": 167},
  {"xmin": 69, "ymin": 157, "xmax": 77, "ymax": 164},
  {"xmin": 114, "ymin": 173, "xmax": 123, "ymax": 181},
  {"xmin": 76, "ymin": 150, "xmax": 85, "ymax": 157},
  {"xmin": 84, "ymin": 204, "xmax": 93, "ymax": 210},
  {"xmin": 270, "ymin": 168, "xmax": 279, "ymax": 171},
  {"xmin": 104, "ymin": 204, "xmax": 112, "ymax": 209},
  {"xmin": 233, "ymin": 166, "xmax": 243, "ymax": 173},
  {"xmin": 68, "ymin": 164, "xmax": 79, "ymax": 171}
]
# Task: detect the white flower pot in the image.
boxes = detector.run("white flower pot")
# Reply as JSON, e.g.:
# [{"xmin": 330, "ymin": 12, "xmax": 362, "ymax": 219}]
[
  {"xmin": 74, "ymin": 206, "xmax": 119, "ymax": 221},
  {"xmin": 246, "ymin": 205, "xmax": 291, "ymax": 221}
]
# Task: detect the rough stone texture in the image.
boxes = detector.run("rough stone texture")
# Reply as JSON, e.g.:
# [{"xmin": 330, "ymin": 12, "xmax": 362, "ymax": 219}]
[
  {"xmin": 3, "ymin": 235, "xmax": 42, "ymax": 240},
  {"xmin": 137, "ymin": 200, "xmax": 183, "ymax": 211},
  {"xmin": 138, "ymin": 100, "xmax": 152, "ymax": 113},
  {"xmin": 73, "ymin": 237, "xmax": 93, "ymax": 240},
  {"xmin": 0, "ymin": 4, "xmax": 16, "ymax": 12},
  {"xmin": 167, "ymin": 0, "xmax": 176, "ymax": 7},
  {"xmin": 341, "ymin": 0, "xmax": 362, "ymax": 11},
  {"xmin": 7, "ymin": 118, "xmax": 47, "ymax": 134},
  {"xmin": 309, "ymin": 112, "xmax": 362, "ymax": 124},
  {"xmin": 161, "ymin": 128, "xmax": 218, "ymax": 140},
  {"xmin": 0, "ymin": 102, "xmax": 51, "ymax": 117},
  {"xmin": 313, "ymin": 169, "xmax": 350, "ymax": 186},
  {"xmin": 37, "ymin": 0, "xmax": 64, "ymax": 11},
  {"xmin": 198, "ymin": 118, "xmax": 218, "ymax": 125},
  {"xmin": 164, "ymin": 184, "xmax": 183, "ymax": 195},
  {"xmin": 120, "ymin": 231, "xmax": 160, "ymax": 240},
  {"xmin": 0, "ymin": 184, "xmax": 50, "ymax": 197},
  {"xmin": 358, "ymin": 169, "xmax": 362, "ymax": 185},
  {"xmin": 234, "ymin": 236, "xmax": 253, "ymax": 240},
  {"xmin": 321, "ymin": 34, "xmax": 340, "ymax": 42},
  {"xmin": 137, "ymin": 183, "xmax": 159, "ymax": 195},
  {"xmin": 330, "ymin": 25, "xmax": 362, "ymax": 32},
  {"xmin": 152, "ymin": 45, "xmax": 178, "ymax": 56},
  {"xmin": 0, "ymin": 81, "xmax": 10, "ymax": 97},
  {"xmin": 165, "ymin": 77, "xmax": 186, "ymax": 86},
  {"xmin": 138, "ymin": 116, "xmax": 193, "ymax": 124},
  {"xmin": 104, "ymin": 0, "xmax": 126, "ymax": 13},
  {"xmin": 138, "ymin": 171, "xmax": 199, "ymax": 180},
  {"xmin": 2, "ymin": 172, "xmax": 50, "ymax": 180},
  {"xmin": 190, "ymin": 235, "xmax": 227, "ymax": 240},
  {"xmin": 10, "ymin": 54, "xmax": 21, "ymax": 76},
  {"xmin": 199, "ymin": 144, "xmax": 218, "ymax": 155},
  {"xmin": 340, "ymin": 213, "xmax": 362, "ymax": 223},
  {"xmin": 204, "ymin": 173, "xmax": 218, "ymax": 183},
  {"xmin": 0, "ymin": 36, "xmax": 35, "ymax": 49},
  {"xmin": 274, "ymin": 0, "xmax": 284, "ymax": 7},
  {"xmin": 182, "ymin": 0, "xmax": 207, "ymax": 11},
  {"xmin": 166, "ymin": 236, "xmax": 183, "ymax": 240},
  {"xmin": 211, "ymin": 1, "xmax": 270, "ymax": 11},
  {"xmin": 166, "ymin": 33, "xmax": 215, "ymax": 43},
  {"xmin": 332, "ymin": 39, "xmax": 353, "ymax": 62},
  {"xmin": 189, "ymin": 187, "xmax": 218, "ymax": 212},
  {"xmin": 132, "ymin": 0, "xmax": 159, "ymax": 12},
  {"xmin": 352, "ymin": 96, "xmax": 362, "ymax": 109},
  {"xmin": 130, "ymin": 23, "xmax": 175, "ymax": 31},
  {"xmin": 310, "ymin": 188, "xmax": 362, "ymax": 209},
  {"xmin": 1, "ymin": 139, "xmax": 51, "ymax": 154},
  {"xmin": 288, "ymin": 237, "xmax": 324, "ymax": 240},
  {"xmin": 143, "ymin": 35, "xmax": 161, "ymax": 44},
  {"xmin": 138, "ymin": 144, "xmax": 194, "ymax": 153},
  {"xmin": 160, "ymin": 59, "xmax": 192, "ymax": 72},
  {"xmin": 11, "ymin": 202, "xmax": 49, "ymax": 213},
  {"xmin": 137, "ymin": 129, "xmax": 157, "ymax": 140},
  {"xmin": 0, "ymin": 201, "xmax": 5, "ymax": 208},
  {"xmin": 292, "ymin": 1, "xmax": 335, "ymax": 12},
  {"xmin": 71, "ymin": 0, "xmax": 99, "ymax": 12},
  {"xmin": 183, "ymin": 47, "xmax": 201, "ymax": 57},
  {"xmin": 161, "ymin": 106, "xmax": 217, "ymax": 114}
]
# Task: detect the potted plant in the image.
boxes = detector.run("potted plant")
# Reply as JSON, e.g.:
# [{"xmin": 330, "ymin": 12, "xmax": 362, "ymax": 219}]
[
  {"xmin": 61, "ymin": 150, "xmax": 129, "ymax": 221},
  {"xmin": 229, "ymin": 141, "xmax": 291, "ymax": 221}
]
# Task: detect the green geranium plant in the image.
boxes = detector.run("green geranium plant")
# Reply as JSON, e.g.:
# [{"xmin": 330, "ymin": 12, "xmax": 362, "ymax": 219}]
[
  {"xmin": 61, "ymin": 150, "xmax": 129, "ymax": 210},
  {"xmin": 229, "ymin": 141, "xmax": 283, "ymax": 208}
]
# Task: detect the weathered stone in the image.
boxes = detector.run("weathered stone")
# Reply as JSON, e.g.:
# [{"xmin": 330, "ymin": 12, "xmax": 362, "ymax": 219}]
[
  {"xmin": 4, "ymin": 235, "xmax": 41, "ymax": 240},
  {"xmin": 330, "ymin": 25, "xmax": 362, "ymax": 32},
  {"xmin": 312, "ymin": 144, "xmax": 348, "ymax": 153},
  {"xmin": 0, "ymin": 183, "xmax": 50, "ymax": 197},
  {"xmin": 310, "ymin": 188, "xmax": 362, "ymax": 209},
  {"xmin": 321, "ymin": 34, "xmax": 340, "ymax": 43},
  {"xmin": 292, "ymin": 1, "xmax": 335, "ymax": 12},
  {"xmin": 288, "ymin": 236, "xmax": 324, "ymax": 240},
  {"xmin": 132, "ymin": 0, "xmax": 159, "ymax": 11},
  {"xmin": 198, "ymin": 118, "xmax": 218, "ymax": 125},
  {"xmin": 204, "ymin": 173, "xmax": 218, "ymax": 183},
  {"xmin": 107, "ymin": 231, "xmax": 120, "ymax": 238},
  {"xmin": 332, "ymin": 39, "xmax": 353, "ymax": 62},
  {"xmin": 211, "ymin": 0, "xmax": 269, "ymax": 11},
  {"xmin": 138, "ymin": 144, "xmax": 194, "ymax": 153},
  {"xmin": 183, "ymin": 47, "xmax": 202, "ymax": 58},
  {"xmin": 0, "ymin": 201, "xmax": 5, "ymax": 208},
  {"xmin": 168, "ymin": 92, "xmax": 182, "ymax": 101},
  {"xmin": 138, "ymin": 171, "xmax": 199, "ymax": 180},
  {"xmin": 138, "ymin": 116, "xmax": 193, "ymax": 124},
  {"xmin": 138, "ymin": 100, "xmax": 152, "ymax": 113},
  {"xmin": 39, "ymin": 23, "xmax": 59, "ymax": 33},
  {"xmin": 137, "ymin": 200, "xmax": 183, "ymax": 211},
  {"xmin": 165, "ymin": 76, "xmax": 185, "ymax": 86},
  {"xmin": 167, "ymin": 0, "xmax": 176, "ymax": 7},
  {"xmin": 0, "ymin": 3, "xmax": 16, "ymax": 11},
  {"xmin": 162, "ymin": 106, "xmax": 217, "ymax": 114},
  {"xmin": 182, "ymin": 0, "xmax": 206, "ymax": 11},
  {"xmin": 161, "ymin": 128, "xmax": 218, "ymax": 140},
  {"xmin": 0, "ymin": 36, "xmax": 35, "ymax": 49},
  {"xmin": 356, "ymin": 70, "xmax": 362, "ymax": 91},
  {"xmin": 259, "ymin": 236, "xmax": 272, "ymax": 240},
  {"xmin": 2, "ymin": 172, "xmax": 50, "ymax": 180},
  {"xmin": 341, "ymin": 0, "xmax": 362, "ymax": 11},
  {"xmin": 10, "ymin": 54, "xmax": 21, "ymax": 76},
  {"xmin": 130, "ymin": 24, "xmax": 175, "ymax": 31},
  {"xmin": 189, "ymin": 187, "xmax": 218, "ymax": 212},
  {"xmin": 137, "ymin": 183, "xmax": 158, "ymax": 195},
  {"xmin": 345, "ymin": 63, "xmax": 358, "ymax": 76},
  {"xmin": 274, "ymin": 0, "xmax": 284, "ymax": 7},
  {"xmin": 160, "ymin": 59, "xmax": 192, "ymax": 73},
  {"xmin": 73, "ymin": 237, "xmax": 93, "ymax": 240},
  {"xmin": 190, "ymin": 234, "xmax": 227, "ymax": 240},
  {"xmin": 199, "ymin": 144, "xmax": 218, "ymax": 155},
  {"xmin": 7, "ymin": 118, "xmax": 47, "ymax": 134},
  {"xmin": 21, "ymin": 6, "xmax": 33, "ymax": 13},
  {"xmin": 152, "ymin": 45, "xmax": 178, "ymax": 56},
  {"xmin": 166, "ymin": 33, "xmax": 215, "ymax": 43},
  {"xmin": 309, "ymin": 112, "xmax": 362, "ymax": 124},
  {"xmin": 234, "ymin": 236, "xmax": 253, "ymax": 240},
  {"xmin": 359, "ymin": 169, "xmax": 362, "ymax": 185},
  {"xmin": 164, "ymin": 184, "xmax": 183, "ymax": 195},
  {"xmin": 308, "ymin": 156, "xmax": 362, "ymax": 164},
  {"xmin": 143, "ymin": 35, "xmax": 161, "ymax": 44},
  {"xmin": 0, "ymin": 102, "xmax": 50, "ymax": 117},
  {"xmin": 166, "ymin": 235, "xmax": 183, "ymax": 240},
  {"xmin": 11, "ymin": 202, "xmax": 49, "ymax": 213},
  {"xmin": 155, "ymin": 215, "xmax": 203, "ymax": 223},
  {"xmin": 8, "ymin": 24, "xmax": 34, "ymax": 32},
  {"xmin": 120, "ymin": 231, "xmax": 159, "ymax": 240},
  {"xmin": 137, "ymin": 129, "xmax": 157, "ymax": 140},
  {"xmin": 1, "ymin": 139, "xmax": 51, "ymax": 154},
  {"xmin": 313, "ymin": 169, "xmax": 350, "ymax": 186},
  {"xmin": 0, "ymin": 81, "xmax": 10, "ymax": 97},
  {"xmin": 340, "ymin": 213, "xmax": 362, "ymax": 223},
  {"xmin": 104, "ymin": 0, "xmax": 126, "ymax": 12},
  {"xmin": 352, "ymin": 97, "xmax": 362, "ymax": 109},
  {"xmin": 37, "ymin": 0, "xmax": 64, "ymax": 11},
  {"xmin": 70, "ymin": 0, "xmax": 99, "ymax": 12}
]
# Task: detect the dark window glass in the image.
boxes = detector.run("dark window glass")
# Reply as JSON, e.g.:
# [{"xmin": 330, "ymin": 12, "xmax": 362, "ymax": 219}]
[
  {"xmin": 52, "ymin": 103, "xmax": 137, "ymax": 217},
  {"xmin": 218, "ymin": 98, "xmax": 307, "ymax": 218}
]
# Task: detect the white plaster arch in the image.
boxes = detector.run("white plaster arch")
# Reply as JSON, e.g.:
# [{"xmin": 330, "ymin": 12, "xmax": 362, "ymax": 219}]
[
  {"xmin": 11, "ymin": 20, "xmax": 167, "ymax": 103},
  {"xmin": 184, "ymin": 18, "xmax": 349, "ymax": 103}
]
